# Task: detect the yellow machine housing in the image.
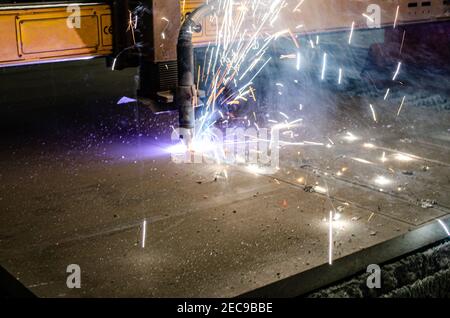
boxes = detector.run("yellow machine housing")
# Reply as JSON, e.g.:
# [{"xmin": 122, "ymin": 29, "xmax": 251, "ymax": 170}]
[
  {"xmin": 1, "ymin": 0, "xmax": 449, "ymax": 67},
  {"xmin": 0, "ymin": 3, "xmax": 112, "ymax": 67}
]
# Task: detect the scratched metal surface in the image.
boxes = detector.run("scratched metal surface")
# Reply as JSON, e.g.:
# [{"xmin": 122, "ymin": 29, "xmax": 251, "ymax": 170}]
[{"xmin": 0, "ymin": 42, "xmax": 449, "ymax": 297}]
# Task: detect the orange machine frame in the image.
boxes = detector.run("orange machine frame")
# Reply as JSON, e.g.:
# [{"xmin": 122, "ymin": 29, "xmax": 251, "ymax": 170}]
[
  {"xmin": 0, "ymin": 2, "xmax": 112, "ymax": 67},
  {"xmin": 0, "ymin": 0, "xmax": 449, "ymax": 67}
]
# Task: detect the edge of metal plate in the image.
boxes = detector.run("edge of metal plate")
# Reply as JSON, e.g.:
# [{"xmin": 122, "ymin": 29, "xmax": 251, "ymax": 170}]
[{"xmin": 239, "ymin": 216, "xmax": 450, "ymax": 298}]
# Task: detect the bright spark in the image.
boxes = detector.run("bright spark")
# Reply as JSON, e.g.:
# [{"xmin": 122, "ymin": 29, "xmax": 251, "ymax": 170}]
[
  {"xmin": 370, "ymin": 104, "xmax": 377, "ymax": 123},
  {"xmin": 438, "ymin": 219, "xmax": 450, "ymax": 236},
  {"xmin": 321, "ymin": 53, "xmax": 327, "ymax": 80},
  {"xmin": 397, "ymin": 96, "xmax": 406, "ymax": 117},
  {"xmin": 394, "ymin": 5, "xmax": 400, "ymax": 29},
  {"xmin": 329, "ymin": 210, "xmax": 333, "ymax": 265},
  {"xmin": 142, "ymin": 219, "xmax": 147, "ymax": 248},
  {"xmin": 392, "ymin": 62, "xmax": 402, "ymax": 81},
  {"xmin": 348, "ymin": 21, "xmax": 355, "ymax": 45}
]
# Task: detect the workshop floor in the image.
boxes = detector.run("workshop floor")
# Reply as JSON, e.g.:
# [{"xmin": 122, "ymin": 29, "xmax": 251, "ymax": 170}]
[{"xmin": 0, "ymin": 58, "xmax": 449, "ymax": 297}]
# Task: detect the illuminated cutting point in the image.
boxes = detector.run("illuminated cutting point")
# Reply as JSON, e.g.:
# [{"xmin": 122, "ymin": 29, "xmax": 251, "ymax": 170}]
[
  {"xmin": 168, "ymin": 142, "xmax": 188, "ymax": 155},
  {"xmin": 168, "ymin": 135, "xmax": 224, "ymax": 164}
]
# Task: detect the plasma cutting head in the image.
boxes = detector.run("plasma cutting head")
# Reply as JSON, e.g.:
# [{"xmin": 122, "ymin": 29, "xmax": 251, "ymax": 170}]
[
  {"xmin": 176, "ymin": 85, "xmax": 196, "ymax": 130},
  {"xmin": 176, "ymin": 1, "xmax": 219, "ymax": 135}
]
